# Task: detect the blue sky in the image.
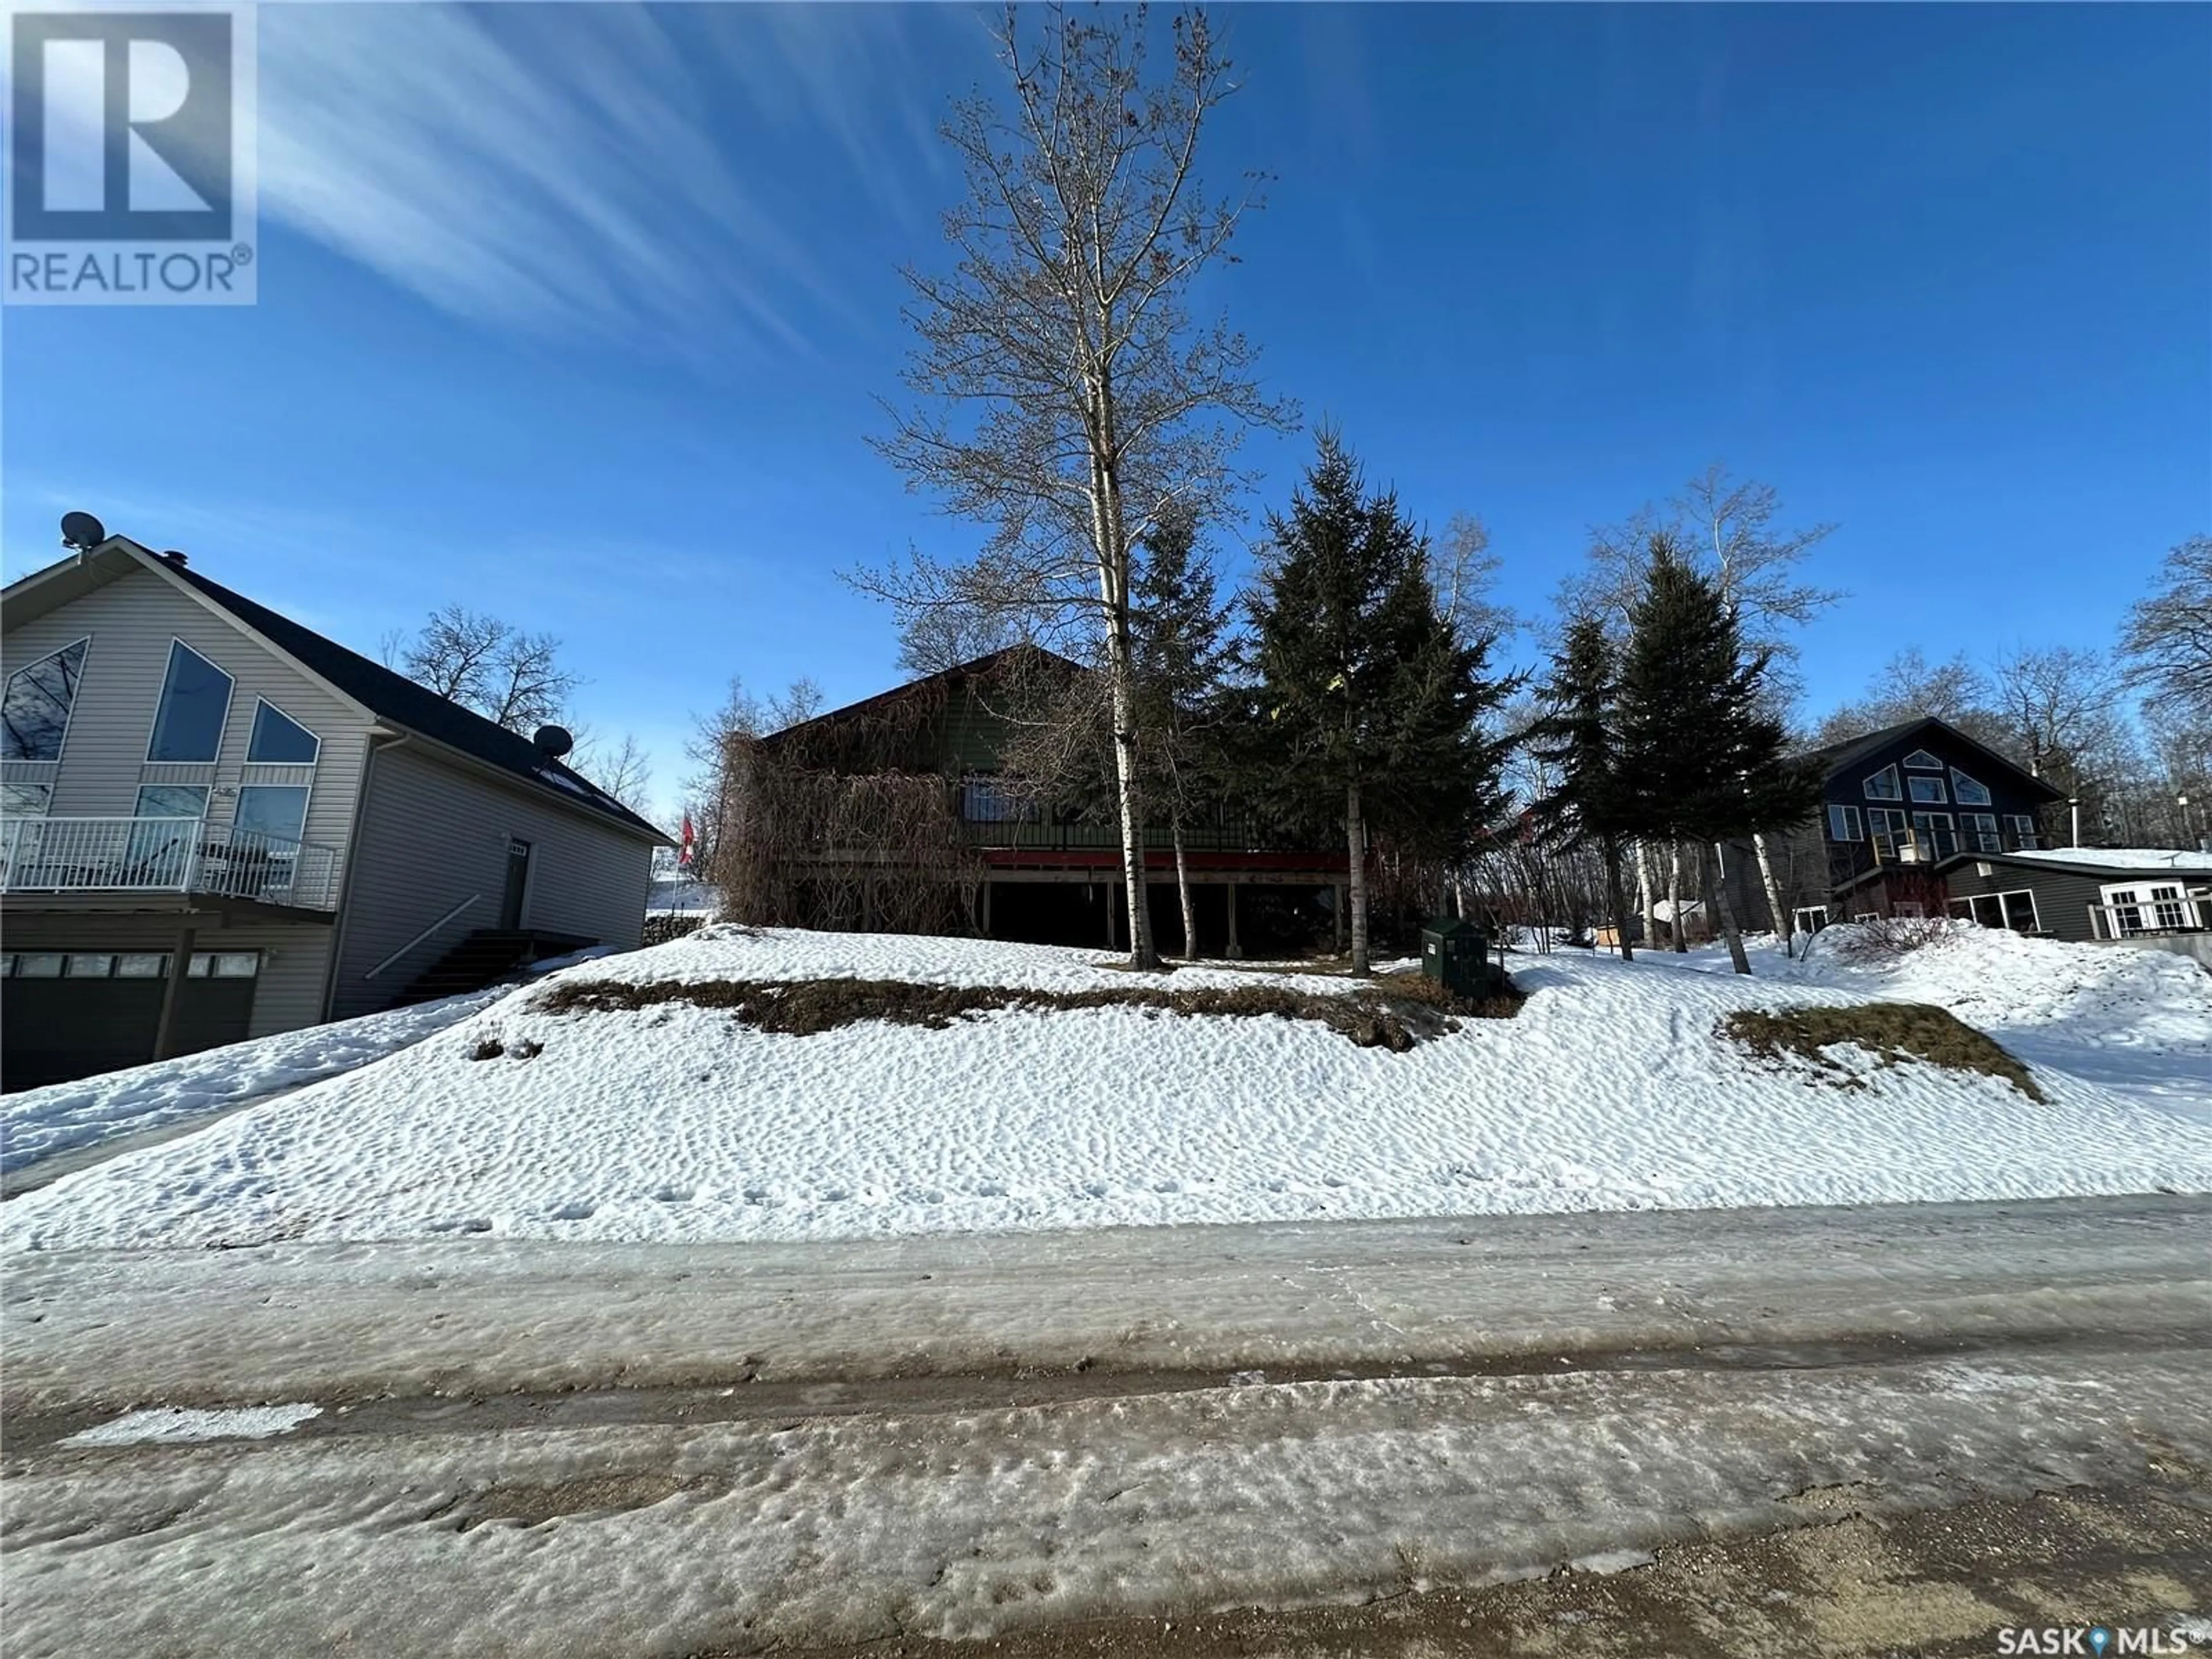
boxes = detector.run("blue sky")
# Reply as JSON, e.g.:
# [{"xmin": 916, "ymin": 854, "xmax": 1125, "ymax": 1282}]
[{"xmin": 4, "ymin": 3, "xmax": 2206, "ymax": 824}]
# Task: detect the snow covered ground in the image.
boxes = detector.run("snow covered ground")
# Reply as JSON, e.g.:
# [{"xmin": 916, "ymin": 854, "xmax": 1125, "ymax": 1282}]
[
  {"xmin": 1, "ymin": 946, "xmax": 615, "ymax": 1184},
  {"xmin": 6, "ymin": 923, "xmax": 2206, "ymax": 1252},
  {"xmin": 1660, "ymin": 921, "xmax": 2212, "ymax": 1120}
]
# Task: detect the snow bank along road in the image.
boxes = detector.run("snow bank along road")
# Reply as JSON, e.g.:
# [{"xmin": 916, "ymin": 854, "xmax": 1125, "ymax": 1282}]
[
  {"xmin": 9, "ymin": 923, "xmax": 2207, "ymax": 1251},
  {"xmin": 6, "ymin": 1196, "xmax": 2209, "ymax": 1656}
]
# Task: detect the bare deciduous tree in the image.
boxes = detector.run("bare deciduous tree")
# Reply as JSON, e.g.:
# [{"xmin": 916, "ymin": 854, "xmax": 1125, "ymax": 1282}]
[
  {"xmin": 2120, "ymin": 533, "xmax": 2212, "ymax": 725},
  {"xmin": 1810, "ymin": 647, "xmax": 2002, "ymax": 747},
  {"xmin": 897, "ymin": 605, "xmax": 1033, "ymax": 677},
  {"xmin": 391, "ymin": 604, "xmax": 581, "ymax": 733},
  {"xmin": 1990, "ymin": 644, "xmax": 2126, "ymax": 786},
  {"xmin": 569, "ymin": 729, "xmax": 655, "ymax": 815},
  {"xmin": 856, "ymin": 3, "xmax": 1297, "ymax": 968}
]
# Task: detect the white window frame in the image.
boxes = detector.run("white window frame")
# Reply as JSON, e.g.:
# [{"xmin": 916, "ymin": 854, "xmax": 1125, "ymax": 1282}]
[
  {"xmin": 1907, "ymin": 774, "xmax": 1949, "ymax": 804},
  {"xmin": 143, "ymin": 638, "xmax": 236, "ymax": 766},
  {"xmin": 1961, "ymin": 812, "xmax": 1999, "ymax": 852},
  {"xmin": 1910, "ymin": 810, "xmax": 1954, "ymax": 853},
  {"xmin": 2101, "ymin": 882, "xmax": 2190, "ymax": 934},
  {"xmin": 1902, "ymin": 749, "xmax": 1944, "ymax": 771},
  {"xmin": 1793, "ymin": 905, "xmax": 1831, "ymax": 934},
  {"xmin": 233, "ymin": 782, "xmax": 314, "ymax": 847},
  {"xmin": 246, "ymin": 697, "xmax": 322, "ymax": 765},
  {"xmin": 2005, "ymin": 813, "xmax": 2041, "ymax": 849},
  {"xmin": 1863, "ymin": 764, "xmax": 1902, "ymax": 801},
  {"xmin": 1, "ymin": 635, "xmax": 92, "ymax": 766},
  {"xmin": 1950, "ymin": 769, "xmax": 1992, "ymax": 806},
  {"xmin": 1827, "ymin": 804, "xmax": 1863, "ymax": 843},
  {"xmin": 1949, "ymin": 889, "xmax": 2041, "ymax": 933}
]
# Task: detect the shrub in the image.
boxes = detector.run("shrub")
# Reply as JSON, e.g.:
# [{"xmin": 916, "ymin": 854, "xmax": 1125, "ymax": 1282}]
[{"xmin": 1721, "ymin": 1003, "xmax": 2044, "ymax": 1102}]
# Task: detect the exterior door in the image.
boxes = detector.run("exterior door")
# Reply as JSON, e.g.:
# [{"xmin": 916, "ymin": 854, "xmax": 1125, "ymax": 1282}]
[{"xmin": 499, "ymin": 838, "xmax": 532, "ymax": 930}]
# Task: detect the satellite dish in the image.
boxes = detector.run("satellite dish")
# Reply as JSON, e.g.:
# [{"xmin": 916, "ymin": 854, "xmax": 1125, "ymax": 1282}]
[
  {"xmin": 532, "ymin": 725, "xmax": 574, "ymax": 759},
  {"xmin": 60, "ymin": 511, "xmax": 107, "ymax": 550}
]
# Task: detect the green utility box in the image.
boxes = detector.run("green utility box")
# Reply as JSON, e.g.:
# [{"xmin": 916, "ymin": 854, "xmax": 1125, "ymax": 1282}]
[{"xmin": 1421, "ymin": 915, "xmax": 1497, "ymax": 998}]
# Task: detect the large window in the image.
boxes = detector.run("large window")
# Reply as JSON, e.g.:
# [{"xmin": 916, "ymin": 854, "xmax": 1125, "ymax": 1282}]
[
  {"xmin": 146, "ymin": 641, "xmax": 234, "ymax": 763},
  {"xmin": 247, "ymin": 699, "xmax": 320, "ymax": 764},
  {"xmin": 1962, "ymin": 812, "xmax": 2000, "ymax": 853},
  {"xmin": 129, "ymin": 785, "xmax": 208, "ymax": 880},
  {"xmin": 2, "ymin": 782, "xmax": 52, "ymax": 817},
  {"xmin": 1863, "ymin": 765, "xmax": 1902, "ymax": 801},
  {"xmin": 2101, "ymin": 882, "xmax": 2193, "ymax": 935},
  {"xmin": 135, "ymin": 784, "xmax": 209, "ymax": 820},
  {"xmin": 960, "ymin": 776, "xmax": 1038, "ymax": 824},
  {"xmin": 1950, "ymin": 770, "xmax": 1992, "ymax": 806},
  {"xmin": 234, "ymin": 785, "xmax": 310, "ymax": 844},
  {"xmin": 1911, "ymin": 810, "xmax": 1955, "ymax": 854},
  {"xmin": 1907, "ymin": 775, "xmax": 1948, "ymax": 804},
  {"xmin": 1868, "ymin": 806, "xmax": 1910, "ymax": 851},
  {"xmin": 1827, "ymin": 804, "xmax": 1863, "ymax": 843},
  {"xmin": 2005, "ymin": 813, "xmax": 2041, "ymax": 850},
  {"xmin": 1948, "ymin": 890, "xmax": 2041, "ymax": 934},
  {"xmin": 2, "ymin": 638, "xmax": 89, "ymax": 762}
]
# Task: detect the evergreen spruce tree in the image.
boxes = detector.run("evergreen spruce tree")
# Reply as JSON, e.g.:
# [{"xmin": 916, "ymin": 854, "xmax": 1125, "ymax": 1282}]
[
  {"xmin": 1131, "ymin": 502, "xmax": 1233, "ymax": 959},
  {"xmin": 1531, "ymin": 614, "xmax": 1634, "ymax": 960},
  {"xmin": 1245, "ymin": 434, "xmax": 1517, "ymax": 975},
  {"xmin": 1616, "ymin": 535, "xmax": 1821, "ymax": 974}
]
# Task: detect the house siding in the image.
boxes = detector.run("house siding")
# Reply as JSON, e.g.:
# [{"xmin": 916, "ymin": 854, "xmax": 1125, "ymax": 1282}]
[
  {"xmin": 331, "ymin": 742, "xmax": 652, "ymax": 1018},
  {"xmin": 2, "ymin": 563, "xmax": 376, "ymax": 862},
  {"xmin": 1721, "ymin": 723, "xmax": 2065, "ymax": 932},
  {"xmin": 1942, "ymin": 860, "xmax": 2168, "ymax": 945}
]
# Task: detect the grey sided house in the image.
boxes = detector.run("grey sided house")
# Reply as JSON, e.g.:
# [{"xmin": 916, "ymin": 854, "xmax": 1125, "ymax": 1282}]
[
  {"xmin": 1719, "ymin": 715, "xmax": 2067, "ymax": 935},
  {"xmin": 1720, "ymin": 715, "xmax": 2211, "ymax": 957},
  {"xmin": 1, "ymin": 531, "xmax": 668, "ymax": 1089}
]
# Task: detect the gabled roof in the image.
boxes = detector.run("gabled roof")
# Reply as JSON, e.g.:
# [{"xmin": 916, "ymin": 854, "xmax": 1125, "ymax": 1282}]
[
  {"xmin": 1796, "ymin": 716, "xmax": 2065, "ymax": 804},
  {"xmin": 4, "ymin": 539, "xmax": 668, "ymax": 843},
  {"xmin": 757, "ymin": 643, "xmax": 1087, "ymax": 752}
]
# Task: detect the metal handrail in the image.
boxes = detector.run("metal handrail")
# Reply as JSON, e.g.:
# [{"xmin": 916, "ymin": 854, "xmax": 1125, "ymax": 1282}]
[
  {"xmin": 0, "ymin": 815, "xmax": 342, "ymax": 910},
  {"xmin": 363, "ymin": 893, "xmax": 483, "ymax": 979}
]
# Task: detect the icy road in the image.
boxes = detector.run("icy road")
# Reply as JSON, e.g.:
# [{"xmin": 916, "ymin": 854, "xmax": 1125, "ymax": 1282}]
[{"xmin": 5, "ymin": 1195, "xmax": 2209, "ymax": 1657}]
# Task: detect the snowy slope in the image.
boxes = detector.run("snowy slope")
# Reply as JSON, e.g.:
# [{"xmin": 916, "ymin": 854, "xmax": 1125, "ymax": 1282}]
[
  {"xmin": 1, "ymin": 947, "xmax": 616, "ymax": 1180},
  {"xmin": 1662, "ymin": 922, "xmax": 2212, "ymax": 1121},
  {"xmin": 7, "ymin": 925, "xmax": 2207, "ymax": 1252}
]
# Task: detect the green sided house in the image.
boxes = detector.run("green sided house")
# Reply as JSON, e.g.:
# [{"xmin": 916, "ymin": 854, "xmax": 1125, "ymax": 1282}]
[
  {"xmin": 725, "ymin": 646, "xmax": 1351, "ymax": 956},
  {"xmin": 1, "ymin": 526, "xmax": 668, "ymax": 1089}
]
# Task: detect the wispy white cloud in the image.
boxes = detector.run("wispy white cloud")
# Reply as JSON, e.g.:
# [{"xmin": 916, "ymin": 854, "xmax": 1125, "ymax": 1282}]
[{"xmin": 254, "ymin": 5, "xmax": 957, "ymax": 351}]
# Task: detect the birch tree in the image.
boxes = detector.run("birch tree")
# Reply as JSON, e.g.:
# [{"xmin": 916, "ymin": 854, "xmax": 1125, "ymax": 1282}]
[{"xmin": 859, "ymin": 4, "xmax": 1295, "ymax": 968}]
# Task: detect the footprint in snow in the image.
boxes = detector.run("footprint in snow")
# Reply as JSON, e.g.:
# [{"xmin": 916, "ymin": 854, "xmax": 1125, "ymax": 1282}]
[{"xmin": 548, "ymin": 1202, "xmax": 594, "ymax": 1222}]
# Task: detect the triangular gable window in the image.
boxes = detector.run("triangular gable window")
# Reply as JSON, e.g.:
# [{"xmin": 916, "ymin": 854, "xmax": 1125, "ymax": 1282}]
[
  {"xmin": 1902, "ymin": 749, "xmax": 1944, "ymax": 771},
  {"xmin": 1950, "ymin": 770, "xmax": 1991, "ymax": 806},
  {"xmin": 1863, "ymin": 765, "xmax": 1902, "ymax": 801}
]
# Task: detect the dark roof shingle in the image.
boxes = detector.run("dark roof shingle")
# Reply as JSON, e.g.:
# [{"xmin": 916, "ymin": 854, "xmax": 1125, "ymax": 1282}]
[{"xmin": 168, "ymin": 560, "xmax": 667, "ymax": 842}]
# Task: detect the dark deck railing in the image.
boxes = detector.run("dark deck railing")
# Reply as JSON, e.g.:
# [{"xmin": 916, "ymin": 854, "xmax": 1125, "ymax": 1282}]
[{"xmin": 1826, "ymin": 823, "xmax": 2047, "ymax": 889}]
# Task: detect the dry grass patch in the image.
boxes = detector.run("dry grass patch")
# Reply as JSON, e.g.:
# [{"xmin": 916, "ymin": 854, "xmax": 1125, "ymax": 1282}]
[
  {"xmin": 1722, "ymin": 1002, "xmax": 2046, "ymax": 1102},
  {"xmin": 538, "ymin": 970, "xmax": 1522, "ymax": 1050}
]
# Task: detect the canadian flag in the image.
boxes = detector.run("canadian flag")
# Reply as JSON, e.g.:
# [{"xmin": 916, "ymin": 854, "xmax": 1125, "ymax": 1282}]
[{"xmin": 678, "ymin": 812, "xmax": 695, "ymax": 868}]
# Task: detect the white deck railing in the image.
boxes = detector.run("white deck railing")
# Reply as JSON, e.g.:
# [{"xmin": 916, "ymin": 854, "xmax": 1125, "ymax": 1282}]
[
  {"xmin": 2088, "ymin": 895, "xmax": 2211, "ymax": 940},
  {"xmin": 0, "ymin": 816, "xmax": 342, "ymax": 911}
]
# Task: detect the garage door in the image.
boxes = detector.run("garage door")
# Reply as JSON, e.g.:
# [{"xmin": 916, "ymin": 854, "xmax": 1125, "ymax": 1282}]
[{"xmin": 1, "ymin": 950, "xmax": 259, "ymax": 1091}]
